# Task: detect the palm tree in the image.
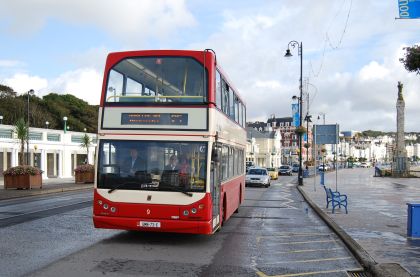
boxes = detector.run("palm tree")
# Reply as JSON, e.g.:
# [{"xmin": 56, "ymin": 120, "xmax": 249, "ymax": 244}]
[
  {"xmin": 14, "ymin": 118, "xmax": 28, "ymax": 165},
  {"xmin": 80, "ymin": 133, "xmax": 92, "ymax": 164}
]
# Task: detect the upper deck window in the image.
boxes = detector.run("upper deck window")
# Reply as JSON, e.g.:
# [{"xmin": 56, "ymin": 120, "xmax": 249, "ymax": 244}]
[{"xmin": 105, "ymin": 57, "xmax": 207, "ymax": 104}]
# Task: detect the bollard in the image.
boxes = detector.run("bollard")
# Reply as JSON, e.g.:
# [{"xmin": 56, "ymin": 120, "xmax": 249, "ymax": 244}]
[{"xmin": 320, "ymin": 171, "xmax": 325, "ymax": 185}]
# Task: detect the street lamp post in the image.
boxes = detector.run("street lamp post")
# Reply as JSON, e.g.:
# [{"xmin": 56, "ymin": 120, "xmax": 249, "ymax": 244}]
[
  {"xmin": 0, "ymin": 115, "xmax": 3, "ymax": 124},
  {"xmin": 27, "ymin": 89, "xmax": 34, "ymax": 165},
  {"xmin": 45, "ymin": 121, "xmax": 49, "ymax": 129},
  {"xmin": 304, "ymin": 114, "xmax": 312, "ymax": 169},
  {"xmin": 63, "ymin": 117, "xmax": 68, "ymax": 134},
  {"xmin": 285, "ymin": 40, "xmax": 303, "ymax": 185}
]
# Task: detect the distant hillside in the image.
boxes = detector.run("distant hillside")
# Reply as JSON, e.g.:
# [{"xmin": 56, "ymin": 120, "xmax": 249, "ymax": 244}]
[{"xmin": 0, "ymin": 84, "xmax": 98, "ymax": 133}]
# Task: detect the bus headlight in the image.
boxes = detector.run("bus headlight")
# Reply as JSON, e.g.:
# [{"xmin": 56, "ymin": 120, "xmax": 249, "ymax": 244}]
[
  {"xmin": 191, "ymin": 208, "xmax": 197, "ymax": 214},
  {"xmin": 183, "ymin": 210, "xmax": 189, "ymax": 216}
]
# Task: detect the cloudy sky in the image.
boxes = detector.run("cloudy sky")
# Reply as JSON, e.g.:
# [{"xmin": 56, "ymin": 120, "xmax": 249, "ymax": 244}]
[{"xmin": 0, "ymin": 0, "xmax": 419, "ymax": 131}]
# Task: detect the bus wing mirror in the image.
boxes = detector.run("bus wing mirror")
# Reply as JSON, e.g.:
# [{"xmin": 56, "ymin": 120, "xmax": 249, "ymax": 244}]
[{"xmin": 211, "ymin": 148, "xmax": 220, "ymax": 163}]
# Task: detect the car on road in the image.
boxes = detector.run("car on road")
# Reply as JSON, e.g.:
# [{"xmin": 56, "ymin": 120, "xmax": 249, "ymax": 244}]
[
  {"xmin": 318, "ymin": 164, "xmax": 331, "ymax": 171},
  {"xmin": 266, "ymin": 167, "xmax": 278, "ymax": 180},
  {"xmin": 292, "ymin": 163, "xmax": 299, "ymax": 173},
  {"xmin": 278, "ymin": 165, "xmax": 292, "ymax": 175},
  {"xmin": 246, "ymin": 168, "xmax": 271, "ymax": 187},
  {"xmin": 360, "ymin": 162, "xmax": 370, "ymax": 168}
]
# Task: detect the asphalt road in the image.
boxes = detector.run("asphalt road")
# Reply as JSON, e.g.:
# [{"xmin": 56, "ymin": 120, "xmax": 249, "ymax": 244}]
[{"xmin": 1, "ymin": 177, "xmax": 363, "ymax": 277}]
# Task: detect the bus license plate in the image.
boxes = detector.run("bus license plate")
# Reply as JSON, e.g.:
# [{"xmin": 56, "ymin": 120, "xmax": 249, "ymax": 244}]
[{"xmin": 139, "ymin": 221, "xmax": 161, "ymax": 228}]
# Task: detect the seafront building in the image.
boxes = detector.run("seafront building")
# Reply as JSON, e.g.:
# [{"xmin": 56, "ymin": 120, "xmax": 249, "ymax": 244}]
[{"xmin": 0, "ymin": 124, "xmax": 97, "ymax": 179}]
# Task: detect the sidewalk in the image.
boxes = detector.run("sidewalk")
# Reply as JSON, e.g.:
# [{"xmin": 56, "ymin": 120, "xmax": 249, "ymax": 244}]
[
  {"xmin": 0, "ymin": 177, "xmax": 93, "ymax": 200},
  {"xmin": 299, "ymin": 168, "xmax": 420, "ymax": 277}
]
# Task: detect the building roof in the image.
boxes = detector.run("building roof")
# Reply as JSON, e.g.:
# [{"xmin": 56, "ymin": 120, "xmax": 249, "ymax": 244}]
[
  {"xmin": 267, "ymin": 117, "xmax": 293, "ymax": 125},
  {"xmin": 246, "ymin": 127, "xmax": 276, "ymax": 139},
  {"xmin": 246, "ymin": 121, "xmax": 267, "ymax": 129}
]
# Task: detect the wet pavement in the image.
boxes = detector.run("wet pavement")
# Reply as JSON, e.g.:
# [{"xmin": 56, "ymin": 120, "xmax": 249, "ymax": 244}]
[
  {"xmin": 301, "ymin": 167, "xmax": 420, "ymax": 276},
  {"xmin": 29, "ymin": 178, "xmax": 363, "ymax": 277}
]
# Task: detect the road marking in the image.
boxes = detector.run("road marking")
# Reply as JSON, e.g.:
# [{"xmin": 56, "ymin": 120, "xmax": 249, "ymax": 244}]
[
  {"xmin": 256, "ymin": 267, "xmax": 364, "ymax": 277},
  {"xmin": 259, "ymin": 239, "xmax": 337, "ymax": 245},
  {"xmin": 259, "ymin": 233, "xmax": 334, "ymax": 238},
  {"xmin": 264, "ymin": 256, "xmax": 352, "ymax": 265},
  {"xmin": 273, "ymin": 247, "xmax": 342, "ymax": 254}
]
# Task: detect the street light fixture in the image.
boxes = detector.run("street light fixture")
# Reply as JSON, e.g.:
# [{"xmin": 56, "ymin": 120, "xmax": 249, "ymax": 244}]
[
  {"xmin": 27, "ymin": 89, "xmax": 34, "ymax": 165},
  {"xmin": 317, "ymin": 112, "xmax": 326, "ymax": 124},
  {"xmin": 285, "ymin": 40, "xmax": 304, "ymax": 186},
  {"xmin": 63, "ymin": 117, "xmax": 68, "ymax": 133},
  {"xmin": 0, "ymin": 115, "xmax": 3, "ymax": 124},
  {"xmin": 45, "ymin": 121, "xmax": 49, "ymax": 129}
]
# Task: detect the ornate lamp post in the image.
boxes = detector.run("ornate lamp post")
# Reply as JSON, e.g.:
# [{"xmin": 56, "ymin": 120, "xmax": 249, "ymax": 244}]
[
  {"xmin": 285, "ymin": 40, "xmax": 303, "ymax": 185},
  {"xmin": 63, "ymin": 117, "xmax": 68, "ymax": 134},
  {"xmin": 27, "ymin": 89, "xmax": 34, "ymax": 165}
]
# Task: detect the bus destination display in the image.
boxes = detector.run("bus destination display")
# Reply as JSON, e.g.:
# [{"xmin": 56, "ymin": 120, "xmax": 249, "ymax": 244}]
[{"xmin": 121, "ymin": 113, "xmax": 188, "ymax": 126}]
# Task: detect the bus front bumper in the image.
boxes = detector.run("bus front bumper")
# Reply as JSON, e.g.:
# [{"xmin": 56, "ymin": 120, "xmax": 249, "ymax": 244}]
[{"xmin": 93, "ymin": 215, "xmax": 214, "ymax": 234}]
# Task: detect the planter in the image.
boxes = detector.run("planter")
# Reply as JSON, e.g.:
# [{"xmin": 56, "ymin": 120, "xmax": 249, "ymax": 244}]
[
  {"xmin": 4, "ymin": 174, "xmax": 42, "ymax": 189},
  {"xmin": 75, "ymin": 171, "xmax": 94, "ymax": 183}
]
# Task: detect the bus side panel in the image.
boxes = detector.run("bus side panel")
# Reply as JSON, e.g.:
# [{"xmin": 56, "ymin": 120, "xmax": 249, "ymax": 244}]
[{"xmin": 221, "ymin": 175, "xmax": 245, "ymax": 222}]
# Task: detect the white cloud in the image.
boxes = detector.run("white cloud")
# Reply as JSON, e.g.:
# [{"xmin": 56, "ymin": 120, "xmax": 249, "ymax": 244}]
[
  {"xmin": 0, "ymin": 0, "xmax": 196, "ymax": 43},
  {"xmin": 2, "ymin": 73, "xmax": 48, "ymax": 94},
  {"xmin": 359, "ymin": 61, "xmax": 390, "ymax": 81},
  {"xmin": 188, "ymin": 1, "xmax": 420, "ymax": 131},
  {"xmin": 2, "ymin": 69, "xmax": 102, "ymax": 105},
  {"xmin": 48, "ymin": 68, "xmax": 102, "ymax": 105}
]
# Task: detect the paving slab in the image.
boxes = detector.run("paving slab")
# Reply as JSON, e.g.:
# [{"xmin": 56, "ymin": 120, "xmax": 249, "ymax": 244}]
[
  {"xmin": 301, "ymin": 167, "xmax": 420, "ymax": 276},
  {"xmin": 0, "ymin": 177, "xmax": 93, "ymax": 200}
]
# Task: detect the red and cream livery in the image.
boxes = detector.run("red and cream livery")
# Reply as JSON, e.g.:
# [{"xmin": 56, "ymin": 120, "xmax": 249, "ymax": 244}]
[{"xmin": 93, "ymin": 50, "xmax": 246, "ymax": 234}]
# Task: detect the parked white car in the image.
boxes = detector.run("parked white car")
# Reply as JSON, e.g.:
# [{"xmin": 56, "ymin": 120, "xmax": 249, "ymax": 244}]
[
  {"xmin": 318, "ymin": 164, "xmax": 331, "ymax": 171},
  {"xmin": 246, "ymin": 168, "xmax": 271, "ymax": 188}
]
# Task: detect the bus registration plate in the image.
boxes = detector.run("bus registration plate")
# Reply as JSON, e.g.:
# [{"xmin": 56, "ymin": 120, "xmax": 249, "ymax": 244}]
[{"xmin": 138, "ymin": 221, "xmax": 161, "ymax": 228}]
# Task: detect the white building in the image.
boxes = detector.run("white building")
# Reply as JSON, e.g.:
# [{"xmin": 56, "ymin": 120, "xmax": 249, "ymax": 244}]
[
  {"xmin": 0, "ymin": 124, "xmax": 97, "ymax": 178},
  {"xmin": 246, "ymin": 127, "xmax": 282, "ymax": 168}
]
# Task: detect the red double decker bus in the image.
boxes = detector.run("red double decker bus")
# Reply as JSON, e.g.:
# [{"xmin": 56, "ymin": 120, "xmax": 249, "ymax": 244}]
[{"xmin": 93, "ymin": 50, "xmax": 246, "ymax": 234}]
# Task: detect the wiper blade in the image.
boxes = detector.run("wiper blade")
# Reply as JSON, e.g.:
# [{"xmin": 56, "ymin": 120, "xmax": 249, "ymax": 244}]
[
  {"xmin": 159, "ymin": 185, "xmax": 193, "ymax": 197},
  {"xmin": 108, "ymin": 182, "xmax": 141, "ymax": 194}
]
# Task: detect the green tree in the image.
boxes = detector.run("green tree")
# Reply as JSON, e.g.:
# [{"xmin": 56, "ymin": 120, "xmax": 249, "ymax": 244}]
[
  {"xmin": 14, "ymin": 118, "xmax": 28, "ymax": 165},
  {"xmin": 80, "ymin": 133, "xmax": 92, "ymax": 164},
  {"xmin": 400, "ymin": 45, "xmax": 420, "ymax": 75}
]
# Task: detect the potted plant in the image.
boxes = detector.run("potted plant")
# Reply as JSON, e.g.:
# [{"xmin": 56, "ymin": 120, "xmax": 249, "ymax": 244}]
[
  {"xmin": 3, "ymin": 165, "xmax": 43, "ymax": 189},
  {"xmin": 295, "ymin": 126, "xmax": 307, "ymax": 135},
  {"xmin": 74, "ymin": 164, "xmax": 94, "ymax": 183},
  {"xmin": 2, "ymin": 118, "xmax": 43, "ymax": 189}
]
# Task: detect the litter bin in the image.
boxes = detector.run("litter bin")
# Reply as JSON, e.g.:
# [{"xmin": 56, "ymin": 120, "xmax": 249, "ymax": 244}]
[
  {"xmin": 407, "ymin": 203, "xmax": 420, "ymax": 238},
  {"xmin": 303, "ymin": 169, "xmax": 309, "ymax": 178}
]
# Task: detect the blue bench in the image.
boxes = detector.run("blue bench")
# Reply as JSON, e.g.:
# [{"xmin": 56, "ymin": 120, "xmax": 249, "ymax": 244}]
[{"xmin": 322, "ymin": 186, "xmax": 348, "ymax": 214}]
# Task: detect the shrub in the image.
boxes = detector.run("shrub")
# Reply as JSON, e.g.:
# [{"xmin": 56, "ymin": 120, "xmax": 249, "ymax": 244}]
[
  {"xmin": 3, "ymin": 165, "xmax": 43, "ymax": 176},
  {"xmin": 74, "ymin": 164, "xmax": 94, "ymax": 173}
]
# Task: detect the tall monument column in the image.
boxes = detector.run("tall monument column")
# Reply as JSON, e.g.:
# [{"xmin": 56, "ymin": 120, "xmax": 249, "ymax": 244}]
[{"xmin": 393, "ymin": 81, "xmax": 409, "ymax": 177}]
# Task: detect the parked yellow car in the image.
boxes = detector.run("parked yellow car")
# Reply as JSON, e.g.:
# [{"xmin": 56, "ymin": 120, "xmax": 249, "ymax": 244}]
[{"xmin": 266, "ymin": 167, "xmax": 278, "ymax": 180}]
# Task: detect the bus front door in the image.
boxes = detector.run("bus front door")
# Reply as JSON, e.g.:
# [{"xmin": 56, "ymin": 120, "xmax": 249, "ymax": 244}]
[{"xmin": 211, "ymin": 146, "xmax": 222, "ymax": 231}]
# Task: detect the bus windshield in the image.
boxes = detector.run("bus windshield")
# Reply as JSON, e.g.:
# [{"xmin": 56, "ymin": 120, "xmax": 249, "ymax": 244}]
[
  {"xmin": 105, "ymin": 56, "xmax": 207, "ymax": 104},
  {"xmin": 97, "ymin": 140, "xmax": 207, "ymax": 193}
]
